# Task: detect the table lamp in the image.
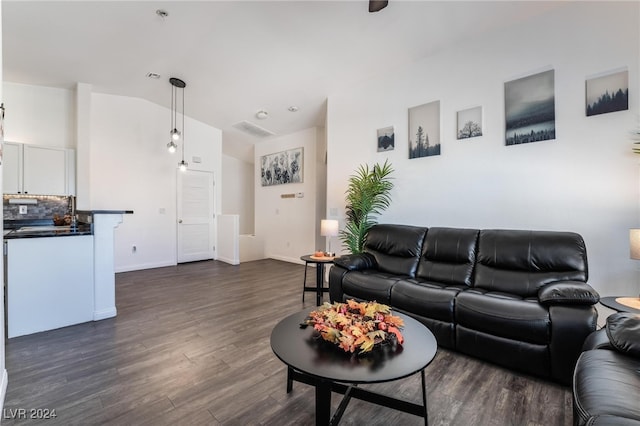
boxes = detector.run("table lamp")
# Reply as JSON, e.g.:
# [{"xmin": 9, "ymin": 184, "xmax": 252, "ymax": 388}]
[
  {"xmin": 626, "ymin": 229, "xmax": 640, "ymax": 307},
  {"xmin": 320, "ymin": 219, "xmax": 339, "ymax": 257}
]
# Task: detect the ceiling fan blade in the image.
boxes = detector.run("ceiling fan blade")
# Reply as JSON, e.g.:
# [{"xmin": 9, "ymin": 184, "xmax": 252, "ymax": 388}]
[{"xmin": 369, "ymin": 0, "xmax": 388, "ymax": 13}]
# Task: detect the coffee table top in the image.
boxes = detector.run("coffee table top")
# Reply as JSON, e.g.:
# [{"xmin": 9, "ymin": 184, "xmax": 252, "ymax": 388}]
[{"xmin": 270, "ymin": 309, "xmax": 437, "ymax": 384}]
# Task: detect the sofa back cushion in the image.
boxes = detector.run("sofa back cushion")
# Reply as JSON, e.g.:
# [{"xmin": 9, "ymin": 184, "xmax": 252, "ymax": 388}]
[
  {"xmin": 474, "ymin": 229, "xmax": 588, "ymax": 297},
  {"xmin": 364, "ymin": 224, "xmax": 427, "ymax": 278},
  {"xmin": 416, "ymin": 227, "xmax": 479, "ymax": 286}
]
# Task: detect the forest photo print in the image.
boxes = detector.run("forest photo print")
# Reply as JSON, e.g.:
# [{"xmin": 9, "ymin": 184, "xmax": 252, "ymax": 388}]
[
  {"xmin": 586, "ymin": 69, "xmax": 629, "ymax": 117},
  {"xmin": 505, "ymin": 69, "xmax": 556, "ymax": 146}
]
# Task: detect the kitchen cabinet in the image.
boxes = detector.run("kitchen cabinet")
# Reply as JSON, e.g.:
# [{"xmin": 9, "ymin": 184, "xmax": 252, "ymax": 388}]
[
  {"xmin": 6, "ymin": 235, "xmax": 94, "ymax": 338},
  {"xmin": 2, "ymin": 142, "xmax": 75, "ymax": 195}
]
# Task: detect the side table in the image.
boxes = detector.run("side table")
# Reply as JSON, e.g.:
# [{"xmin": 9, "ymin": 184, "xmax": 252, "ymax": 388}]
[
  {"xmin": 599, "ymin": 296, "xmax": 640, "ymax": 314},
  {"xmin": 300, "ymin": 254, "xmax": 335, "ymax": 306}
]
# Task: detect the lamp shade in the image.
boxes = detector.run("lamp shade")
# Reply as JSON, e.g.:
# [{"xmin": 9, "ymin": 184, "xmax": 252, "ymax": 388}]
[
  {"xmin": 320, "ymin": 219, "xmax": 339, "ymax": 237},
  {"xmin": 630, "ymin": 229, "xmax": 640, "ymax": 260}
]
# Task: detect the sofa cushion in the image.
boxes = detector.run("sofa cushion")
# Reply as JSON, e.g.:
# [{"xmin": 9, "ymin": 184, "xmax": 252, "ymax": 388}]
[
  {"xmin": 364, "ymin": 224, "xmax": 427, "ymax": 278},
  {"xmin": 606, "ymin": 313, "xmax": 640, "ymax": 358},
  {"xmin": 342, "ymin": 270, "xmax": 402, "ymax": 304},
  {"xmin": 474, "ymin": 230, "xmax": 588, "ymax": 297},
  {"xmin": 416, "ymin": 227, "xmax": 479, "ymax": 286},
  {"xmin": 573, "ymin": 350, "xmax": 640, "ymax": 424},
  {"xmin": 455, "ymin": 288, "xmax": 550, "ymax": 344},
  {"xmin": 390, "ymin": 279, "xmax": 466, "ymax": 322}
]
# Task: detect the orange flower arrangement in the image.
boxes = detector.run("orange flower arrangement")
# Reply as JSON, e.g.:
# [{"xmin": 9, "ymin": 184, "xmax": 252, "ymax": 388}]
[{"xmin": 305, "ymin": 299, "xmax": 405, "ymax": 354}]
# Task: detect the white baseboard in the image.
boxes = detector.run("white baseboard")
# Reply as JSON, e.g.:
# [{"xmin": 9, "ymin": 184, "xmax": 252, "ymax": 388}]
[
  {"xmin": 217, "ymin": 256, "xmax": 239, "ymax": 266},
  {"xmin": 115, "ymin": 260, "xmax": 176, "ymax": 273},
  {"xmin": 0, "ymin": 368, "xmax": 7, "ymax": 414},
  {"xmin": 268, "ymin": 254, "xmax": 306, "ymax": 265},
  {"xmin": 94, "ymin": 307, "xmax": 117, "ymax": 321}
]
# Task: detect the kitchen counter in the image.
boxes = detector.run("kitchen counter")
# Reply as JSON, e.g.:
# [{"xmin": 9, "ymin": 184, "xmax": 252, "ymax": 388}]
[{"xmin": 4, "ymin": 210, "xmax": 132, "ymax": 338}]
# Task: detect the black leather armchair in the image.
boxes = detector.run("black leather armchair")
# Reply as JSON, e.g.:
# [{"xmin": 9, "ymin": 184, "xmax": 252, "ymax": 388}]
[{"xmin": 573, "ymin": 313, "xmax": 640, "ymax": 425}]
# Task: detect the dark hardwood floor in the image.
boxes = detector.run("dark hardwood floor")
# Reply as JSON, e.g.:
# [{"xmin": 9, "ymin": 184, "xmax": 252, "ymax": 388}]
[{"xmin": 3, "ymin": 259, "xmax": 572, "ymax": 425}]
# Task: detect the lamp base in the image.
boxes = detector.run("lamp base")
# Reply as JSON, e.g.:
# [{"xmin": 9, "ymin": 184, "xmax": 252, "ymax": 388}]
[{"xmin": 615, "ymin": 297, "xmax": 640, "ymax": 310}]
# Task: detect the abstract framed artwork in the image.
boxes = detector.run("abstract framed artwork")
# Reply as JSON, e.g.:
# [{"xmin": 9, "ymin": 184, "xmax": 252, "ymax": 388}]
[
  {"xmin": 260, "ymin": 147, "xmax": 303, "ymax": 186},
  {"xmin": 505, "ymin": 69, "xmax": 555, "ymax": 146},
  {"xmin": 377, "ymin": 126, "xmax": 395, "ymax": 152},
  {"xmin": 456, "ymin": 106, "xmax": 483, "ymax": 140},
  {"xmin": 586, "ymin": 68, "xmax": 629, "ymax": 116},
  {"xmin": 408, "ymin": 100, "xmax": 441, "ymax": 159}
]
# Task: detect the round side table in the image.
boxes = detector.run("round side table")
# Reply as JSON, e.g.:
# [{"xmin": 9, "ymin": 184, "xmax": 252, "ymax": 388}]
[
  {"xmin": 300, "ymin": 255, "xmax": 335, "ymax": 306},
  {"xmin": 599, "ymin": 296, "xmax": 640, "ymax": 313}
]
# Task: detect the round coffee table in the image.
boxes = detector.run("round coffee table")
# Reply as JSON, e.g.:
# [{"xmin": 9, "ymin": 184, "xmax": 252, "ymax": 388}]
[{"xmin": 270, "ymin": 309, "xmax": 437, "ymax": 425}]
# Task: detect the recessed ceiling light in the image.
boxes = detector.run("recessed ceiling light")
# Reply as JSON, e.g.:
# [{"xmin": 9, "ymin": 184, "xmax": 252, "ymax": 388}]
[
  {"xmin": 288, "ymin": 106, "xmax": 299, "ymax": 112},
  {"xmin": 256, "ymin": 110, "xmax": 269, "ymax": 120},
  {"xmin": 156, "ymin": 9, "xmax": 169, "ymax": 19},
  {"xmin": 146, "ymin": 72, "xmax": 161, "ymax": 79}
]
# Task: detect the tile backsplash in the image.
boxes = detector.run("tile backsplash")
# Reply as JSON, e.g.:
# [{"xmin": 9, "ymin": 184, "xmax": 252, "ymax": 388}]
[{"xmin": 3, "ymin": 195, "xmax": 72, "ymax": 220}]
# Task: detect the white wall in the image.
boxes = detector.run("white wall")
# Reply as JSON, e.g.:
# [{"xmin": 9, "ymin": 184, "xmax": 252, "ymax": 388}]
[
  {"xmin": 255, "ymin": 127, "xmax": 319, "ymax": 263},
  {"xmin": 89, "ymin": 92, "xmax": 222, "ymax": 272},
  {"xmin": 221, "ymin": 154, "xmax": 255, "ymax": 234},
  {"xmin": 3, "ymin": 82, "xmax": 75, "ymax": 148},
  {"xmin": 2, "ymin": 82, "xmax": 224, "ymax": 272},
  {"xmin": 326, "ymin": 2, "xmax": 639, "ymax": 297},
  {"xmin": 0, "ymin": 0, "xmax": 8, "ymax": 412}
]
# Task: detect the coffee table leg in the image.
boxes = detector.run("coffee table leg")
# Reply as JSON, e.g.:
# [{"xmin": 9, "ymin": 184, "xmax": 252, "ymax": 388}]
[
  {"xmin": 315, "ymin": 379, "xmax": 331, "ymax": 425},
  {"xmin": 287, "ymin": 367, "xmax": 293, "ymax": 393},
  {"xmin": 421, "ymin": 369, "xmax": 428, "ymax": 426}
]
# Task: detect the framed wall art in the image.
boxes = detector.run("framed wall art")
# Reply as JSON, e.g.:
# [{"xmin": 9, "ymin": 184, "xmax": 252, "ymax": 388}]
[
  {"xmin": 260, "ymin": 147, "xmax": 303, "ymax": 187},
  {"xmin": 586, "ymin": 68, "xmax": 629, "ymax": 116},
  {"xmin": 408, "ymin": 100, "xmax": 441, "ymax": 159},
  {"xmin": 456, "ymin": 106, "xmax": 483, "ymax": 140},
  {"xmin": 505, "ymin": 69, "xmax": 555, "ymax": 146},
  {"xmin": 377, "ymin": 126, "xmax": 395, "ymax": 152}
]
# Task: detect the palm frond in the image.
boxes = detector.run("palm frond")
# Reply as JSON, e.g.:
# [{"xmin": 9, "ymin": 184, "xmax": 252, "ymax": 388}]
[{"xmin": 340, "ymin": 160, "xmax": 394, "ymax": 254}]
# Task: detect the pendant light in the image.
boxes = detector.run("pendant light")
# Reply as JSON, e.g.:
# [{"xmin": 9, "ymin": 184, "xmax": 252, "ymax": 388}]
[{"xmin": 167, "ymin": 77, "xmax": 186, "ymax": 159}]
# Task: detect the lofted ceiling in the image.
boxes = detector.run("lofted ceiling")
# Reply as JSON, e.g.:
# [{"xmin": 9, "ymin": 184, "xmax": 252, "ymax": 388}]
[{"xmin": 2, "ymin": 1, "xmax": 562, "ymax": 162}]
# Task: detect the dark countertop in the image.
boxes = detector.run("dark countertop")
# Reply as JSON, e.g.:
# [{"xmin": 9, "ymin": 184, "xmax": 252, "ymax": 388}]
[
  {"xmin": 3, "ymin": 210, "xmax": 132, "ymax": 239},
  {"xmin": 76, "ymin": 210, "xmax": 134, "ymax": 215},
  {"xmin": 4, "ymin": 219, "xmax": 92, "ymax": 239},
  {"xmin": 4, "ymin": 224, "xmax": 93, "ymax": 239}
]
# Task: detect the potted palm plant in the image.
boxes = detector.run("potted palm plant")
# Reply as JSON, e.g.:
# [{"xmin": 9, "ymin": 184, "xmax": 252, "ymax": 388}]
[{"xmin": 340, "ymin": 160, "xmax": 394, "ymax": 254}]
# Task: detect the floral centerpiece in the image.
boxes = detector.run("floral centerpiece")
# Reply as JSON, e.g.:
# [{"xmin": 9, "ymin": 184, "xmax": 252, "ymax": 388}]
[{"xmin": 304, "ymin": 299, "xmax": 404, "ymax": 354}]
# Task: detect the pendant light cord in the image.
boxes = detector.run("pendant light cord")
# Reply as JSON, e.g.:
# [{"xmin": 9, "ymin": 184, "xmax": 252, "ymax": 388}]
[{"xmin": 181, "ymin": 85, "xmax": 185, "ymax": 162}]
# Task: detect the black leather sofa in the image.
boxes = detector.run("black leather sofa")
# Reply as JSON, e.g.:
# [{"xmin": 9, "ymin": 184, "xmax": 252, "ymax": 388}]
[
  {"xmin": 573, "ymin": 313, "xmax": 640, "ymax": 426},
  {"xmin": 329, "ymin": 224, "xmax": 600, "ymax": 385}
]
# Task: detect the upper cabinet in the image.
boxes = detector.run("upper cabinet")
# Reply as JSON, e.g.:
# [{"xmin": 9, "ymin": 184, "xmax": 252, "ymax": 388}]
[{"xmin": 3, "ymin": 142, "xmax": 75, "ymax": 196}]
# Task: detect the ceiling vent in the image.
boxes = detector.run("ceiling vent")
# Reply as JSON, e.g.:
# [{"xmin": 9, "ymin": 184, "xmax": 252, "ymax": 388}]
[{"xmin": 232, "ymin": 120, "xmax": 276, "ymax": 138}]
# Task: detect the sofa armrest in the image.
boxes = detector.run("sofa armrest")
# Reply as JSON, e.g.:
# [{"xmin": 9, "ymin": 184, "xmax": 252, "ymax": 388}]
[
  {"xmin": 333, "ymin": 253, "xmax": 378, "ymax": 271},
  {"xmin": 582, "ymin": 328, "xmax": 613, "ymax": 351},
  {"xmin": 605, "ymin": 313, "xmax": 640, "ymax": 358},
  {"xmin": 538, "ymin": 281, "xmax": 600, "ymax": 306}
]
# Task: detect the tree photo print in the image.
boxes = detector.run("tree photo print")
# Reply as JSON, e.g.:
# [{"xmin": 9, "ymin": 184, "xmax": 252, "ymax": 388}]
[
  {"xmin": 457, "ymin": 106, "xmax": 483, "ymax": 140},
  {"xmin": 408, "ymin": 100, "xmax": 441, "ymax": 159}
]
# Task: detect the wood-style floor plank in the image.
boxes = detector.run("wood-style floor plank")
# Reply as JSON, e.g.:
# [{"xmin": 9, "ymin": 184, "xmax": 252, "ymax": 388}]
[{"xmin": 3, "ymin": 259, "xmax": 572, "ymax": 425}]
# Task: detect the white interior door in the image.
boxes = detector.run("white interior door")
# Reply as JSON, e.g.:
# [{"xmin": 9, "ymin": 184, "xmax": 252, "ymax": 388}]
[{"xmin": 177, "ymin": 170, "xmax": 215, "ymax": 263}]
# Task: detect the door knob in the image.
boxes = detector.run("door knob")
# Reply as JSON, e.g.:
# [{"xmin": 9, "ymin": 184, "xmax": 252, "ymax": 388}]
[{"xmin": 178, "ymin": 219, "xmax": 183, "ymax": 223}]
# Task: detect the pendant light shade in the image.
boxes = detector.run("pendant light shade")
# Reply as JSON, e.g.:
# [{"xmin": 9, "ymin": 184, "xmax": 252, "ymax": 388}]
[{"xmin": 168, "ymin": 77, "xmax": 188, "ymax": 172}]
